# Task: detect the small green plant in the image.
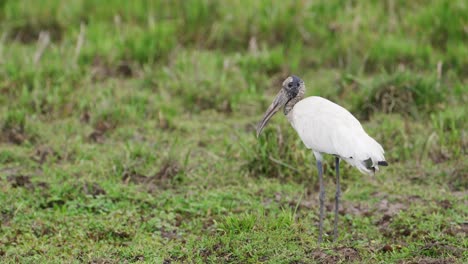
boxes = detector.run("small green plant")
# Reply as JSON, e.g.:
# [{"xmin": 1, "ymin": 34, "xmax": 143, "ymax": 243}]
[
  {"xmin": 243, "ymin": 125, "xmax": 312, "ymax": 182},
  {"xmin": 218, "ymin": 213, "xmax": 257, "ymax": 234}
]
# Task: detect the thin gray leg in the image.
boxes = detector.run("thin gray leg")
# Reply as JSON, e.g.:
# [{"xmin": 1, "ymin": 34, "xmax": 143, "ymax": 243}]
[
  {"xmin": 317, "ymin": 160, "xmax": 324, "ymax": 243},
  {"xmin": 333, "ymin": 157, "xmax": 341, "ymax": 241}
]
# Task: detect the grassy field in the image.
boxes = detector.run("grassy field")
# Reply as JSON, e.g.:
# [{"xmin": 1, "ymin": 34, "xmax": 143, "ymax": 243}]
[{"xmin": 0, "ymin": 0, "xmax": 467, "ymax": 263}]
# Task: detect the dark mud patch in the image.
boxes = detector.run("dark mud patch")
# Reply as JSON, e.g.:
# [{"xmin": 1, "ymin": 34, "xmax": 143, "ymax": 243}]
[
  {"xmin": 163, "ymin": 255, "xmax": 188, "ymax": 264},
  {"xmin": 8, "ymin": 21, "xmax": 63, "ymax": 44},
  {"xmin": 83, "ymin": 182, "xmax": 106, "ymax": 197},
  {"xmin": 0, "ymin": 129, "xmax": 27, "ymax": 144},
  {"xmin": 7, "ymin": 174, "xmax": 50, "ymax": 192},
  {"xmin": 1, "ymin": 125, "xmax": 27, "ymax": 145},
  {"xmin": 88, "ymin": 130, "xmax": 106, "ymax": 143},
  {"xmin": 311, "ymin": 247, "xmax": 360, "ymax": 263},
  {"xmin": 32, "ymin": 145, "xmax": 61, "ymax": 164},
  {"xmin": 202, "ymin": 217, "xmax": 216, "ymax": 232},
  {"xmin": 35, "ymin": 181, "xmax": 50, "ymax": 190},
  {"xmin": 437, "ymin": 199, "xmax": 452, "ymax": 210},
  {"xmin": 1, "ymin": 208, "xmax": 14, "ymax": 226},
  {"xmin": 90, "ymin": 56, "xmax": 135, "ymax": 82},
  {"xmin": 40, "ymin": 198, "xmax": 66, "ymax": 209},
  {"xmin": 80, "ymin": 109, "xmax": 91, "ymax": 124},
  {"xmin": 1, "ymin": 111, "xmax": 39, "ymax": 145},
  {"xmin": 89, "ymin": 258, "xmax": 119, "ymax": 264},
  {"xmin": 7, "ymin": 175, "xmax": 33, "ymax": 189},
  {"xmin": 196, "ymin": 242, "xmax": 233, "ymax": 263},
  {"xmin": 88, "ymin": 119, "xmax": 117, "ymax": 143},
  {"xmin": 122, "ymin": 161, "xmax": 182, "ymax": 191},
  {"xmin": 155, "ymin": 161, "xmax": 181, "ymax": 183},
  {"xmin": 122, "ymin": 171, "xmax": 148, "ymax": 185},
  {"xmin": 160, "ymin": 228, "xmax": 179, "ymax": 240},
  {"xmin": 130, "ymin": 255, "xmax": 145, "ymax": 262}
]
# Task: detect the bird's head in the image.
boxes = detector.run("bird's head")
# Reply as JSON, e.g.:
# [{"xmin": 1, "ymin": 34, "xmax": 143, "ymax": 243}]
[{"xmin": 256, "ymin": 75, "xmax": 305, "ymax": 137}]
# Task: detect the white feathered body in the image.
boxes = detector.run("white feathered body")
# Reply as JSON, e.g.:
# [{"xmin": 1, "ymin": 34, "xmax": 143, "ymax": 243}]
[{"xmin": 287, "ymin": 96, "xmax": 386, "ymax": 174}]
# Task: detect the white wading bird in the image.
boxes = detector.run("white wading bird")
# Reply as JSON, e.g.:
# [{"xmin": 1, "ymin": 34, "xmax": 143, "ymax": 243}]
[{"xmin": 256, "ymin": 75, "xmax": 388, "ymax": 243}]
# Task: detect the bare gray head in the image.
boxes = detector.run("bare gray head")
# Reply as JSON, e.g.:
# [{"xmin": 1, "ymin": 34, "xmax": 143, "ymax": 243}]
[{"xmin": 256, "ymin": 75, "xmax": 305, "ymax": 137}]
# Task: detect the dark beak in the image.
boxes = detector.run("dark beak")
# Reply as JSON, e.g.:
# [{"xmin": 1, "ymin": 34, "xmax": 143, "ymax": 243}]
[{"xmin": 256, "ymin": 90, "xmax": 289, "ymax": 137}]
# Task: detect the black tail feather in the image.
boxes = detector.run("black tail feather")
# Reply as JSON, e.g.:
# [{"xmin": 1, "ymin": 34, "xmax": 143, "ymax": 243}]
[
  {"xmin": 378, "ymin": 161, "xmax": 389, "ymax": 166},
  {"xmin": 363, "ymin": 159, "xmax": 389, "ymax": 172}
]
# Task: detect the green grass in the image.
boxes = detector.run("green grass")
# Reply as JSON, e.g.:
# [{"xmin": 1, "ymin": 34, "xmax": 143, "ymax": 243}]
[{"xmin": 0, "ymin": 0, "xmax": 467, "ymax": 263}]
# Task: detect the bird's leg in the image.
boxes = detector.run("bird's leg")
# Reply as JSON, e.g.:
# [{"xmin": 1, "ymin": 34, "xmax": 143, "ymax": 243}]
[
  {"xmin": 317, "ymin": 160, "xmax": 325, "ymax": 244},
  {"xmin": 334, "ymin": 157, "xmax": 341, "ymax": 242}
]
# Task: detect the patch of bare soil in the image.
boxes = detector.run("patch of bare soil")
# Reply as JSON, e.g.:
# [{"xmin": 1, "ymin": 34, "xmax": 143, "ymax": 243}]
[
  {"xmin": 160, "ymin": 228, "xmax": 179, "ymax": 240},
  {"xmin": 373, "ymin": 198, "xmax": 408, "ymax": 236},
  {"xmin": 122, "ymin": 161, "xmax": 182, "ymax": 192},
  {"xmin": 88, "ymin": 120, "xmax": 116, "ymax": 143},
  {"xmin": 339, "ymin": 201, "xmax": 372, "ymax": 217},
  {"xmin": 437, "ymin": 199, "xmax": 452, "ymax": 209},
  {"xmin": 131, "ymin": 255, "xmax": 145, "ymax": 262},
  {"xmin": 41, "ymin": 198, "xmax": 65, "ymax": 209},
  {"xmin": 311, "ymin": 247, "xmax": 360, "ymax": 263},
  {"xmin": 90, "ymin": 56, "xmax": 135, "ymax": 82},
  {"xmin": 88, "ymin": 258, "xmax": 119, "ymax": 264},
  {"xmin": 337, "ymin": 247, "xmax": 360, "ymax": 261},
  {"xmin": 1, "ymin": 126, "xmax": 27, "ymax": 145},
  {"xmin": 80, "ymin": 110, "xmax": 91, "ymax": 124},
  {"xmin": 83, "ymin": 182, "xmax": 106, "ymax": 197},
  {"xmin": 202, "ymin": 217, "xmax": 216, "ymax": 233},
  {"xmin": 9, "ymin": 22, "xmax": 63, "ymax": 44},
  {"xmin": 429, "ymin": 148, "xmax": 451, "ymax": 164},
  {"xmin": 196, "ymin": 242, "xmax": 234, "ymax": 263},
  {"xmin": 7, "ymin": 175, "xmax": 33, "ymax": 189},
  {"xmin": 6, "ymin": 174, "xmax": 50, "ymax": 192},
  {"xmin": 444, "ymin": 222, "xmax": 468, "ymax": 237},
  {"xmin": 1, "ymin": 209, "xmax": 14, "ymax": 226},
  {"xmin": 33, "ymin": 145, "xmax": 61, "ymax": 164},
  {"xmin": 376, "ymin": 199, "xmax": 406, "ymax": 216}
]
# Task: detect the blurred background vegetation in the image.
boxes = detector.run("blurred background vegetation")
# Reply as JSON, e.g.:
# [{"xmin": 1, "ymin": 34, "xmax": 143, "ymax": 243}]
[{"xmin": 0, "ymin": 0, "xmax": 466, "ymax": 263}]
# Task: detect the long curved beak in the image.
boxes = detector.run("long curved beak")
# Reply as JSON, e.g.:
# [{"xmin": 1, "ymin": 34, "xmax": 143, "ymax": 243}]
[{"xmin": 256, "ymin": 90, "xmax": 288, "ymax": 137}]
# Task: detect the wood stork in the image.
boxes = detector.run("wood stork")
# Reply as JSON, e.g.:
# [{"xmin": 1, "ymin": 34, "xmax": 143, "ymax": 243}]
[{"xmin": 256, "ymin": 75, "xmax": 388, "ymax": 243}]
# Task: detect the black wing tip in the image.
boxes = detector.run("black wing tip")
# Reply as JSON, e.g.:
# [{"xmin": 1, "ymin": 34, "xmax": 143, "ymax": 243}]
[{"xmin": 378, "ymin": 161, "xmax": 389, "ymax": 166}]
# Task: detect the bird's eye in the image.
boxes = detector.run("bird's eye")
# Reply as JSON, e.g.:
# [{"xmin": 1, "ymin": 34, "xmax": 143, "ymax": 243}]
[{"xmin": 288, "ymin": 83, "xmax": 293, "ymax": 88}]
